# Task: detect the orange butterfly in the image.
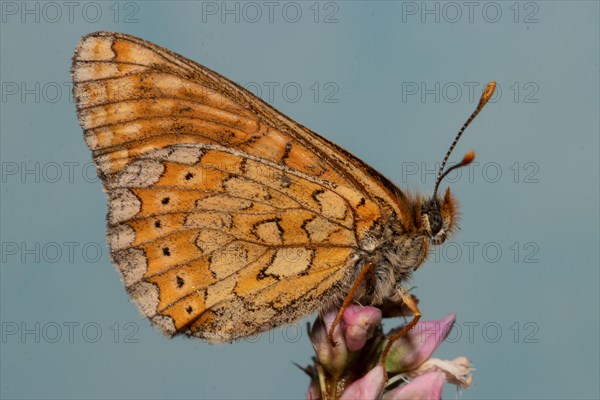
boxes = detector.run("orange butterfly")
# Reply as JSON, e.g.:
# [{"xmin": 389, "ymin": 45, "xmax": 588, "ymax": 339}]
[{"xmin": 71, "ymin": 32, "xmax": 494, "ymax": 356}]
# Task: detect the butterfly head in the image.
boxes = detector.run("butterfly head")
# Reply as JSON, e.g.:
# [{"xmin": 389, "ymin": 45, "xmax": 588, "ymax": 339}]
[
  {"xmin": 421, "ymin": 187, "xmax": 457, "ymax": 245},
  {"xmin": 419, "ymin": 150, "xmax": 474, "ymax": 246}
]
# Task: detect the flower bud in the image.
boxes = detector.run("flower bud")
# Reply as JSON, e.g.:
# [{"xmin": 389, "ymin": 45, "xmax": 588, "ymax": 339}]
[
  {"xmin": 309, "ymin": 311, "xmax": 348, "ymax": 377},
  {"xmin": 342, "ymin": 305, "xmax": 382, "ymax": 351}
]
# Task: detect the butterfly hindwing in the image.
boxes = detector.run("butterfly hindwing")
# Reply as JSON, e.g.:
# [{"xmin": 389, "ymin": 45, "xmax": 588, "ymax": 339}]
[{"xmin": 104, "ymin": 144, "xmax": 354, "ymax": 339}]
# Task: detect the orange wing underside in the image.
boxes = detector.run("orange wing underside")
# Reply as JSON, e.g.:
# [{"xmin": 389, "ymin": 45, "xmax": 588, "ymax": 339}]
[{"xmin": 72, "ymin": 32, "xmax": 398, "ymax": 340}]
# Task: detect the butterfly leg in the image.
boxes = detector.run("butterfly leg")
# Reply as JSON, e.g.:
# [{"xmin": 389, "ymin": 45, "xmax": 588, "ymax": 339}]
[
  {"xmin": 381, "ymin": 286, "xmax": 421, "ymax": 379},
  {"xmin": 412, "ymin": 237, "xmax": 429, "ymax": 272},
  {"xmin": 327, "ymin": 261, "xmax": 375, "ymax": 347}
]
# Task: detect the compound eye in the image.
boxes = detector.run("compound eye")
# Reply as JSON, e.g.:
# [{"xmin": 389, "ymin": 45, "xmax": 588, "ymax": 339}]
[{"xmin": 429, "ymin": 212, "xmax": 443, "ymax": 236}]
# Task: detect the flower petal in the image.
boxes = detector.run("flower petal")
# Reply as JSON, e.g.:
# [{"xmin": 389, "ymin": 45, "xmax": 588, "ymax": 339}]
[
  {"xmin": 384, "ymin": 369, "xmax": 445, "ymax": 400},
  {"xmin": 305, "ymin": 382, "xmax": 319, "ymax": 400},
  {"xmin": 386, "ymin": 313, "xmax": 456, "ymax": 373},
  {"xmin": 411, "ymin": 357, "xmax": 473, "ymax": 389},
  {"xmin": 340, "ymin": 365, "xmax": 386, "ymax": 400},
  {"xmin": 342, "ymin": 306, "xmax": 382, "ymax": 351}
]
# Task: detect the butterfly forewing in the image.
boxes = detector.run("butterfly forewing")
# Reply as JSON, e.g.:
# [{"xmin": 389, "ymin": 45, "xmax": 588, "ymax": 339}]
[{"xmin": 72, "ymin": 32, "xmax": 407, "ymax": 340}]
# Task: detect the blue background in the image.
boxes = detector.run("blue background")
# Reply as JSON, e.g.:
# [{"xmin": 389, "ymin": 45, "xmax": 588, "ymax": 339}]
[{"xmin": 1, "ymin": 1, "xmax": 598, "ymax": 399}]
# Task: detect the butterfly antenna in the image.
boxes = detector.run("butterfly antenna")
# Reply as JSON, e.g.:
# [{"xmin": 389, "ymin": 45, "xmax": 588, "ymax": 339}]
[{"xmin": 433, "ymin": 81, "xmax": 496, "ymax": 198}]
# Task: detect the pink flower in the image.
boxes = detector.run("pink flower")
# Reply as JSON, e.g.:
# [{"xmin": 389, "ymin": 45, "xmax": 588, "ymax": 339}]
[
  {"xmin": 305, "ymin": 382, "xmax": 319, "ymax": 400},
  {"xmin": 339, "ymin": 365, "xmax": 386, "ymax": 400},
  {"xmin": 305, "ymin": 309, "xmax": 472, "ymax": 400},
  {"xmin": 385, "ymin": 313, "xmax": 456, "ymax": 374},
  {"xmin": 384, "ymin": 369, "xmax": 446, "ymax": 400}
]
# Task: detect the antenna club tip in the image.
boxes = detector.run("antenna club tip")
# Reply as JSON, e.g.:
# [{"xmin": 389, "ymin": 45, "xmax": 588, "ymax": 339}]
[
  {"xmin": 481, "ymin": 82, "xmax": 496, "ymax": 103},
  {"xmin": 463, "ymin": 151, "xmax": 476, "ymax": 164}
]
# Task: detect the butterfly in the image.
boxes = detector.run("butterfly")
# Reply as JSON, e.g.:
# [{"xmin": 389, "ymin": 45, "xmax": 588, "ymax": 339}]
[{"xmin": 71, "ymin": 32, "xmax": 495, "ymax": 356}]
